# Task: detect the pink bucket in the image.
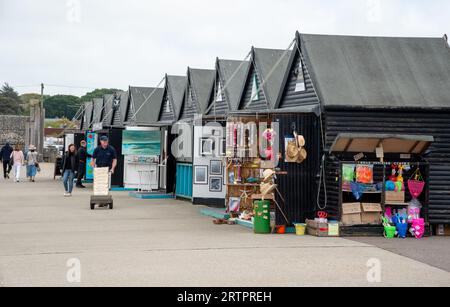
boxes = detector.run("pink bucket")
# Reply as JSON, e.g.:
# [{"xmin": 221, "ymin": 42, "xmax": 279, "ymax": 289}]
[{"xmin": 410, "ymin": 218, "xmax": 425, "ymax": 239}]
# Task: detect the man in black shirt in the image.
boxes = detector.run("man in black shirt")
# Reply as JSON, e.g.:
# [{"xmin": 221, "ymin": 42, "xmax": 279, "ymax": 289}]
[
  {"xmin": 76, "ymin": 140, "xmax": 90, "ymax": 188},
  {"xmin": 92, "ymin": 135, "xmax": 117, "ymax": 174},
  {"xmin": 0, "ymin": 142, "xmax": 13, "ymax": 179}
]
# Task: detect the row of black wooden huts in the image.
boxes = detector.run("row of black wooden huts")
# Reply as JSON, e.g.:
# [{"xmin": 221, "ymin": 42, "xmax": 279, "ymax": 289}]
[{"xmin": 77, "ymin": 31, "xmax": 450, "ymax": 227}]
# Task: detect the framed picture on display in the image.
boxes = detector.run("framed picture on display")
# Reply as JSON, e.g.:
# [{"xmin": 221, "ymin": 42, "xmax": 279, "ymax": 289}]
[
  {"xmin": 210, "ymin": 160, "xmax": 222, "ymax": 175},
  {"xmin": 194, "ymin": 165, "xmax": 208, "ymax": 185},
  {"xmin": 209, "ymin": 177, "xmax": 222, "ymax": 192}
]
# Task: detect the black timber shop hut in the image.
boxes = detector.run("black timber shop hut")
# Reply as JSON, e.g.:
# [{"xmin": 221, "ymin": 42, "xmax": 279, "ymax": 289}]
[
  {"xmin": 91, "ymin": 92, "xmax": 128, "ymax": 187},
  {"xmin": 76, "ymin": 100, "xmax": 93, "ymax": 146},
  {"xmin": 125, "ymin": 87, "xmax": 164, "ymax": 125},
  {"xmin": 121, "ymin": 86, "xmax": 166, "ymax": 190},
  {"xmin": 91, "ymin": 97, "xmax": 104, "ymax": 129},
  {"xmin": 296, "ymin": 32, "xmax": 450, "ymax": 229},
  {"xmin": 192, "ymin": 59, "xmax": 251, "ymax": 207},
  {"xmin": 231, "ymin": 45, "xmax": 322, "ymax": 225},
  {"xmin": 174, "ymin": 67, "xmax": 215, "ymax": 199},
  {"xmin": 156, "ymin": 75, "xmax": 188, "ymax": 194},
  {"xmin": 205, "ymin": 58, "xmax": 251, "ymax": 118},
  {"xmin": 80, "ymin": 100, "xmax": 93, "ymax": 131}
]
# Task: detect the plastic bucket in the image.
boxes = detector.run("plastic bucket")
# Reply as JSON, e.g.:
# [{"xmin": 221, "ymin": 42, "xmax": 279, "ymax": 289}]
[
  {"xmin": 276, "ymin": 225, "xmax": 286, "ymax": 234},
  {"xmin": 253, "ymin": 201, "xmax": 271, "ymax": 234},
  {"xmin": 396, "ymin": 223, "xmax": 408, "ymax": 238},
  {"xmin": 294, "ymin": 223, "xmax": 306, "ymax": 236},
  {"xmin": 384, "ymin": 225, "xmax": 396, "ymax": 239}
]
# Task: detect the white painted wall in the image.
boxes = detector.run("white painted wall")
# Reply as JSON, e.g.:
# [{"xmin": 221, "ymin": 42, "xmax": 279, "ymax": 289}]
[{"xmin": 192, "ymin": 124, "xmax": 226, "ymax": 200}]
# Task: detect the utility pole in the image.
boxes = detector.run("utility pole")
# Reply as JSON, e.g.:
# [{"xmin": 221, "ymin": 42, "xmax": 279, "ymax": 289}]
[
  {"xmin": 39, "ymin": 83, "xmax": 45, "ymax": 160},
  {"xmin": 41, "ymin": 83, "xmax": 44, "ymax": 108}
]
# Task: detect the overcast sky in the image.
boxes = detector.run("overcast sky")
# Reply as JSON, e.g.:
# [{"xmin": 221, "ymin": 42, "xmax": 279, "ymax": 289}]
[{"xmin": 1, "ymin": 0, "xmax": 449, "ymax": 96}]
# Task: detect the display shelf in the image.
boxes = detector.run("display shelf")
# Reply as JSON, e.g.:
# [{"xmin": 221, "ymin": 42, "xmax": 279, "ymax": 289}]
[
  {"xmin": 384, "ymin": 202, "xmax": 410, "ymax": 206},
  {"xmin": 342, "ymin": 190, "xmax": 382, "ymax": 194}
]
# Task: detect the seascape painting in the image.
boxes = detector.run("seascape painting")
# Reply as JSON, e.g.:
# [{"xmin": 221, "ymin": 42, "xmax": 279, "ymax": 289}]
[{"xmin": 122, "ymin": 130, "xmax": 161, "ymax": 156}]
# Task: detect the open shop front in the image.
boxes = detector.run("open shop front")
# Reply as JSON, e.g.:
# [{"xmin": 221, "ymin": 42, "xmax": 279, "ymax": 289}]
[
  {"xmin": 122, "ymin": 126, "xmax": 177, "ymax": 195},
  {"xmin": 325, "ymin": 133, "xmax": 433, "ymax": 238},
  {"xmin": 90, "ymin": 126, "xmax": 125, "ymax": 187},
  {"xmin": 57, "ymin": 130, "xmax": 85, "ymax": 179},
  {"xmin": 223, "ymin": 112, "xmax": 316, "ymax": 234}
]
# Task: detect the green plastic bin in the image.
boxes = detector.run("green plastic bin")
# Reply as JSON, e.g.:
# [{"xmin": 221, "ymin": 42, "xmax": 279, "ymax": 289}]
[{"xmin": 253, "ymin": 200, "xmax": 271, "ymax": 234}]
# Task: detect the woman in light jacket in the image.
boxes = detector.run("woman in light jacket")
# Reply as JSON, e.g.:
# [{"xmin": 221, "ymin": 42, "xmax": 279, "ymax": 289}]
[
  {"xmin": 10, "ymin": 145, "xmax": 24, "ymax": 182},
  {"xmin": 26, "ymin": 144, "xmax": 39, "ymax": 182}
]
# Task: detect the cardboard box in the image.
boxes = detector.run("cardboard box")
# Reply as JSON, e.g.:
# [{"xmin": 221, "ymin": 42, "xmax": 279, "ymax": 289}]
[
  {"xmin": 94, "ymin": 167, "xmax": 110, "ymax": 196},
  {"xmin": 361, "ymin": 203, "xmax": 382, "ymax": 225},
  {"xmin": 306, "ymin": 219, "xmax": 329, "ymax": 237},
  {"xmin": 342, "ymin": 203, "xmax": 362, "ymax": 214},
  {"xmin": 328, "ymin": 222, "xmax": 340, "ymax": 237},
  {"xmin": 385, "ymin": 191, "xmax": 405, "ymax": 203},
  {"xmin": 342, "ymin": 214, "xmax": 362, "ymax": 226},
  {"xmin": 341, "ymin": 203, "xmax": 362, "ymax": 226}
]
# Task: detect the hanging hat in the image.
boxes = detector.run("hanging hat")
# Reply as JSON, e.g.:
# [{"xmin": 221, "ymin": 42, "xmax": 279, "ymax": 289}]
[
  {"xmin": 260, "ymin": 182, "xmax": 277, "ymax": 196},
  {"xmin": 297, "ymin": 148, "xmax": 307, "ymax": 163},
  {"xmin": 297, "ymin": 135, "xmax": 306, "ymax": 147},
  {"xmin": 262, "ymin": 169, "xmax": 276, "ymax": 182},
  {"xmin": 286, "ymin": 140, "xmax": 299, "ymax": 163}
]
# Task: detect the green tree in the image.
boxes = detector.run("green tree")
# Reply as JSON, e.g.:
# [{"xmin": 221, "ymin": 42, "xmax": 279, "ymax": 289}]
[
  {"xmin": 0, "ymin": 83, "xmax": 20, "ymax": 100},
  {"xmin": 0, "ymin": 96, "xmax": 21, "ymax": 115},
  {"xmin": 43, "ymin": 95, "xmax": 81, "ymax": 119},
  {"xmin": 0, "ymin": 83, "xmax": 22, "ymax": 115},
  {"xmin": 80, "ymin": 88, "xmax": 121, "ymax": 102}
]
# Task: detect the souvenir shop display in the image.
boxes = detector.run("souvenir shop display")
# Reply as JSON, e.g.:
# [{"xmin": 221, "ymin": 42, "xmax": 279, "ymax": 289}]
[
  {"xmin": 337, "ymin": 155, "xmax": 430, "ymax": 238},
  {"xmin": 224, "ymin": 116, "xmax": 287, "ymax": 231}
]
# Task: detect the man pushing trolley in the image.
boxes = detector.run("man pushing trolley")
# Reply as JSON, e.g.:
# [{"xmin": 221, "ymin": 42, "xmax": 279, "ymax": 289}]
[{"xmin": 90, "ymin": 135, "xmax": 117, "ymax": 210}]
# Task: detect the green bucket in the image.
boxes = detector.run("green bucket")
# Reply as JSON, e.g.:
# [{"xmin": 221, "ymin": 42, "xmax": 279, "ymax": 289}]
[
  {"xmin": 384, "ymin": 225, "xmax": 396, "ymax": 239},
  {"xmin": 253, "ymin": 200, "xmax": 271, "ymax": 234}
]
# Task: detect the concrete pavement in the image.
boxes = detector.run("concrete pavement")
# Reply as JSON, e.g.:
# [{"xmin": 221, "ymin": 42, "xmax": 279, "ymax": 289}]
[{"xmin": 0, "ymin": 163, "xmax": 449, "ymax": 287}]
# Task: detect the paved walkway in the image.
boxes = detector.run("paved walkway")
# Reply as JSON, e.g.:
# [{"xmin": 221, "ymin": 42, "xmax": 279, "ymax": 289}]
[{"xmin": 0, "ymin": 164, "xmax": 449, "ymax": 286}]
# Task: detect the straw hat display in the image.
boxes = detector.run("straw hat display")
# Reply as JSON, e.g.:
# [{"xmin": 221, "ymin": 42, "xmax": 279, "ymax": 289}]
[
  {"xmin": 260, "ymin": 182, "xmax": 277, "ymax": 197},
  {"xmin": 286, "ymin": 141, "xmax": 300, "ymax": 163},
  {"xmin": 285, "ymin": 133, "xmax": 307, "ymax": 164},
  {"xmin": 262, "ymin": 169, "xmax": 276, "ymax": 183}
]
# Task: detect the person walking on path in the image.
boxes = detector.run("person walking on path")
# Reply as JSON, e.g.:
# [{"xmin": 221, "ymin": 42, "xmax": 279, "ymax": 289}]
[
  {"xmin": 26, "ymin": 145, "xmax": 39, "ymax": 182},
  {"xmin": 62, "ymin": 144, "xmax": 78, "ymax": 197},
  {"xmin": 76, "ymin": 140, "xmax": 90, "ymax": 188},
  {"xmin": 0, "ymin": 142, "xmax": 13, "ymax": 179},
  {"xmin": 91, "ymin": 135, "xmax": 117, "ymax": 174},
  {"xmin": 10, "ymin": 145, "xmax": 24, "ymax": 183}
]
